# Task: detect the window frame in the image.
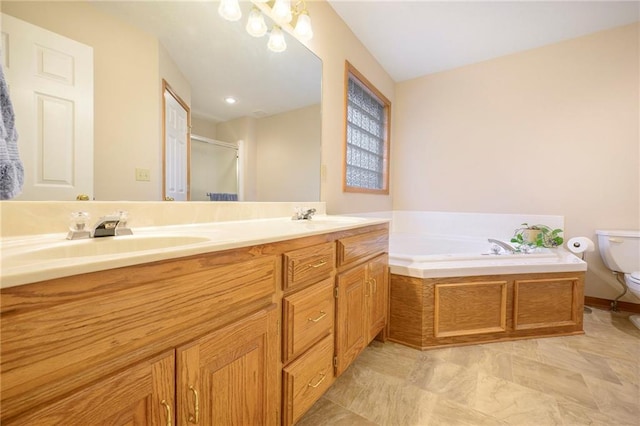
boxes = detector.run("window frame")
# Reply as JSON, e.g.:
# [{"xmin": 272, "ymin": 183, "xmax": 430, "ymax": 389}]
[{"xmin": 342, "ymin": 60, "xmax": 391, "ymax": 195}]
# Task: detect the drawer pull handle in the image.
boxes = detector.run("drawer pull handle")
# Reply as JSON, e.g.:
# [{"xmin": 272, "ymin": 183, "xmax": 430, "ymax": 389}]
[
  {"xmin": 308, "ymin": 311, "xmax": 327, "ymax": 323},
  {"xmin": 371, "ymin": 278, "xmax": 377, "ymax": 294},
  {"xmin": 308, "ymin": 259, "xmax": 327, "ymax": 269},
  {"xmin": 161, "ymin": 400, "xmax": 172, "ymax": 426},
  {"xmin": 308, "ymin": 372, "xmax": 326, "ymax": 388},
  {"xmin": 188, "ymin": 386, "xmax": 199, "ymax": 424}
]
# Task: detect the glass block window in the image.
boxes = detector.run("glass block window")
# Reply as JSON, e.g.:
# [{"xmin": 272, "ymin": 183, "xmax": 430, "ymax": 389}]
[{"xmin": 344, "ymin": 62, "xmax": 390, "ymax": 194}]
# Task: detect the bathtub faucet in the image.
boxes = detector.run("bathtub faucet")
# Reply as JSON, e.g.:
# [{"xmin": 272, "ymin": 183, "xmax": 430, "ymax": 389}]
[{"xmin": 487, "ymin": 238, "xmax": 517, "ymax": 254}]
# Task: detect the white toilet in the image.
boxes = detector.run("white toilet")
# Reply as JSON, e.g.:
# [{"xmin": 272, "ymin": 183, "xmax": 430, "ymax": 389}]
[{"xmin": 596, "ymin": 230, "xmax": 640, "ymax": 329}]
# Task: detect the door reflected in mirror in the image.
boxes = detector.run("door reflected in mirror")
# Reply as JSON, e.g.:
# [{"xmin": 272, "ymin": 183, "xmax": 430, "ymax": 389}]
[{"xmin": 2, "ymin": 1, "xmax": 322, "ymax": 202}]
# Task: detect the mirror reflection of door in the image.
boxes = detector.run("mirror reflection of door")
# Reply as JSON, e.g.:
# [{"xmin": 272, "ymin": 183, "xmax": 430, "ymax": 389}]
[
  {"xmin": 3, "ymin": 13, "xmax": 94, "ymax": 201},
  {"xmin": 162, "ymin": 80, "xmax": 190, "ymax": 201}
]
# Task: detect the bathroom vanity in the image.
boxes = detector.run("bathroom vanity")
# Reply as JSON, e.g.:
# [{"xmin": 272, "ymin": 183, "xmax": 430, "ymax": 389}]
[{"xmin": 0, "ymin": 218, "xmax": 389, "ymax": 425}]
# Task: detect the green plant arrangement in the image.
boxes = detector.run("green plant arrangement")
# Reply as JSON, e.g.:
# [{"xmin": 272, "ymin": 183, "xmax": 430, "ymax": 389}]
[{"xmin": 511, "ymin": 223, "xmax": 564, "ymax": 249}]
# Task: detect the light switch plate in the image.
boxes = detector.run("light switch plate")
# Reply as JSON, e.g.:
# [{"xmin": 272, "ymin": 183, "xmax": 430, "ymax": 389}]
[{"xmin": 135, "ymin": 168, "xmax": 151, "ymax": 181}]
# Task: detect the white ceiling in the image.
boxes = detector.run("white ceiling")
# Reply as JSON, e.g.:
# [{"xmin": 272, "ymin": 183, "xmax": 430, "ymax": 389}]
[{"xmin": 327, "ymin": 1, "xmax": 640, "ymax": 82}]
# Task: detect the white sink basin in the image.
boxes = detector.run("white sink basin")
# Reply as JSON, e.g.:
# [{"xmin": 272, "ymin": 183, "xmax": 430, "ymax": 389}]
[{"xmin": 15, "ymin": 235, "xmax": 212, "ymax": 261}]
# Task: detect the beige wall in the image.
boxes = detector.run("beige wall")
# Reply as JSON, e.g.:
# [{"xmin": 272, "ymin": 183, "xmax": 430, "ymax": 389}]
[
  {"xmin": 256, "ymin": 104, "xmax": 321, "ymax": 202},
  {"xmin": 3, "ymin": 1, "xmax": 163, "ymax": 201},
  {"xmin": 191, "ymin": 116, "xmax": 219, "ymax": 141},
  {"xmin": 393, "ymin": 23, "xmax": 640, "ymax": 302},
  {"xmin": 305, "ymin": 1, "xmax": 395, "ymax": 214},
  {"xmin": 217, "ymin": 116, "xmax": 258, "ymax": 201}
]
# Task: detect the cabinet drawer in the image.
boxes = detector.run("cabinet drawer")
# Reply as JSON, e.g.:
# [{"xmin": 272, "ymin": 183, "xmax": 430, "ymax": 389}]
[
  {"xmin": 337, "ymin": 229, "xmax": 388, "ymax": 268},
  {"xmin": 283, "ymin": 278, "xmax": 335, "ymax": 364},
  {"xmin": 282, "ymin": 335, "xmax": 335, "ymax": 426},
  {"xmin": 283, "ymin": 242, "xmax": 335, "ymax": 291}
]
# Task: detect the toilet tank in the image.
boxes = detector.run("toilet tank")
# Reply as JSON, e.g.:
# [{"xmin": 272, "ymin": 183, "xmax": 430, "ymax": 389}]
[{"xmin": 596, "ymin": 230, "xmax": 640, "ymax": 273}]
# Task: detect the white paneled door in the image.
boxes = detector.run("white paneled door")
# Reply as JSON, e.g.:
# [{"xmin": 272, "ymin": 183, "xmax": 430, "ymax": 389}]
[
  {"xmin": 2, "ymin": 13, "xmax": 94, "ymax": 201},
  {"xmin": 163, "ymin": 86, "xmax": 189, "ymax": 201}
]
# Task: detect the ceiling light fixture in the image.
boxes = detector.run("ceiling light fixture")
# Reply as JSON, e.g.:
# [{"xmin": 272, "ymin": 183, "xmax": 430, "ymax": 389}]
[
  {"xmin": 218, "ymin": 0, "xmax": 313, "ymax": 53},
  {"xmin": 224, "ymin": 96, "xmax": 237, "ymax": 104},
  {"xmin": 272, "ymin": 0, "xmax": 293, "ymax": 25},
  {"xmin": 267, "ymin": 25, "xmax": 287, "ymax": 53},
  {"xmin": 246, "ymin": 6, "xmax": 268, "ymax": 37},
  {"xmin": 293, "ymin": 9, "xmax": 313, "ymax": 42},
  {"xmin": 218, "ymin": 0, "xmax": 242, "ymax": 22}
]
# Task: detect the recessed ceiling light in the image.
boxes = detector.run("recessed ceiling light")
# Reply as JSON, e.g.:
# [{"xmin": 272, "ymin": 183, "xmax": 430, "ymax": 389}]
[{"xmin": 224, "ymin": 96, "xmax": 237, "ymax": 104}]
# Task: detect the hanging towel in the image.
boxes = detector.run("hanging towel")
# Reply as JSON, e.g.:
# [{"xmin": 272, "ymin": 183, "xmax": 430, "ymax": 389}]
[
  {"xmin": 0, "ymin": 64, "xmax": 24, "ymax": 200},
  {"xmin": 207, "ymin": 192, "xmax": 238, "ymax": 201}
]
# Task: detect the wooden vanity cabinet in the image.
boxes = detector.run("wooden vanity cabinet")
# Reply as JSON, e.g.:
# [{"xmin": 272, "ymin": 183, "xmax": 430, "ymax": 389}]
[
  {"xmin": 335, "ymin": 230, "xmax": 390, "ymax": 377},
  {"xmin": 0, "ymin": 222, "xmax": 390, "ymax": 426},
  {"xmin": 0, "ymin": 250, "xmax": 280, "ymax": 425}
]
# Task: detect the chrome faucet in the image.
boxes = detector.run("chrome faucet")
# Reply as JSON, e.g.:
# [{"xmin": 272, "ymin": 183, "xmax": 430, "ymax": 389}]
[
  {"xmin": 92, "ymin": 215, "xmax": 121, "ymax": 238},
  {"xmin": 487, "ymin": 238, "xmax": 517, "ymax": 254},
  {"xmin": 92, "ymin": 212, "xmax": 133, "ymax": 237},
  {"xmin": 292, "ymin": 207, "xmax": 316, "ymax": 221},
  {"xmin": 67, "ymin": 211, "xmax": 132, "ymax": 240}
]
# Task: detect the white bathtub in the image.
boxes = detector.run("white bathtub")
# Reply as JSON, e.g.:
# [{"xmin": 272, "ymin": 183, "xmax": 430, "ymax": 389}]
[{"xmin": 389, "ymin": 233, "xmax": 587, "ymax": 278}]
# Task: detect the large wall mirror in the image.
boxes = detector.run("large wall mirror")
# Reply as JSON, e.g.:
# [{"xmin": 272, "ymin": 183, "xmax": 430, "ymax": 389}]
[{"xmin": 2, "ymin": 1, "xmax": 322, "ymax": 202}]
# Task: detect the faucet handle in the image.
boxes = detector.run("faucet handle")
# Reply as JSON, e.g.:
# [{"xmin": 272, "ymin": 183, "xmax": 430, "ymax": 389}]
[
  {"xmin": 67, "ymin": 211, "xmax": 91, "ymax": 240},
  {"xmin": 114, "ymin": 210, "xmax": 133, "ymax": 236}
]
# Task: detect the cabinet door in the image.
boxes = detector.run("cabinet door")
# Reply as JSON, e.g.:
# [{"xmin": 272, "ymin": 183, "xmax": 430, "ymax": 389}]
[
  {"xmin": 177, "ymin": 306, "xmax": 279, "ymax": 426},
  {"xmin": 335, "ymin": 264, "xmax": 367, "ymax": 377},
  {"xmin": 5, "ymin": 351, "xmax": 175, "ymax": 426},
  {"xmin": 367, "ymin": 254, "xmax": 389, "ymax": 343}
]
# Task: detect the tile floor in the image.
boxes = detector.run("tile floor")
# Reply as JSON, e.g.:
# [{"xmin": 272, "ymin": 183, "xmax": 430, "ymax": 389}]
[{"xmin": 298, "ymin": 308, "xmax": 640, "ymax": 426}]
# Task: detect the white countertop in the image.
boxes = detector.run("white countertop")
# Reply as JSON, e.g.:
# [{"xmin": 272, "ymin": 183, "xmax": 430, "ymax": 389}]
[{"xmin": 0, "ymin": 215, "xmax": 389, "ymax": 289}]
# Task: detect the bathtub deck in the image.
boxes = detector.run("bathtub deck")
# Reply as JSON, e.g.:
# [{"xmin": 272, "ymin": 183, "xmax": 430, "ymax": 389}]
[{"xmin": 388, "ymin": 271, "xmax": 585, "ymax": 350}]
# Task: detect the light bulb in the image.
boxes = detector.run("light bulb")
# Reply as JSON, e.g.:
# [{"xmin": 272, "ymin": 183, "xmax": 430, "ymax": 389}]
[
  {"xmin": 246, "ymin": 7, "xmax": 267, "ymax": 37},
  {"xmin": 218, "ymin": 0, "xmax": 242, "ymax": 22},
  {"xmin": 272, "ymin": 0, "xmax": 292, "ymax": 24},
  {"xmin": 294, "ymin": 11, "xmax": 313, "ymax": 42},
  {"xmin": 267, "ymin": 25, "xmax": 287, "ymax": 53}
]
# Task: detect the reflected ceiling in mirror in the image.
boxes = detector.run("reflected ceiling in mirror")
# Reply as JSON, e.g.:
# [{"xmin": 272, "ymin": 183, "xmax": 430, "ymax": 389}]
[
  {"xmin": 3, "ymin": 1, "xmax": 322, "ymax": 202},
  {"xmin": 92, "ymin": 1, "xmax": 321, "ymax": 122}
]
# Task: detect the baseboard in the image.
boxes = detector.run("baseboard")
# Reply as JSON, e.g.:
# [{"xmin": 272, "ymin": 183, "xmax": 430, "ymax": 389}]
[{"xmin": 584, "ymin": 296, "xmax": 640, "ymax": 314}]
